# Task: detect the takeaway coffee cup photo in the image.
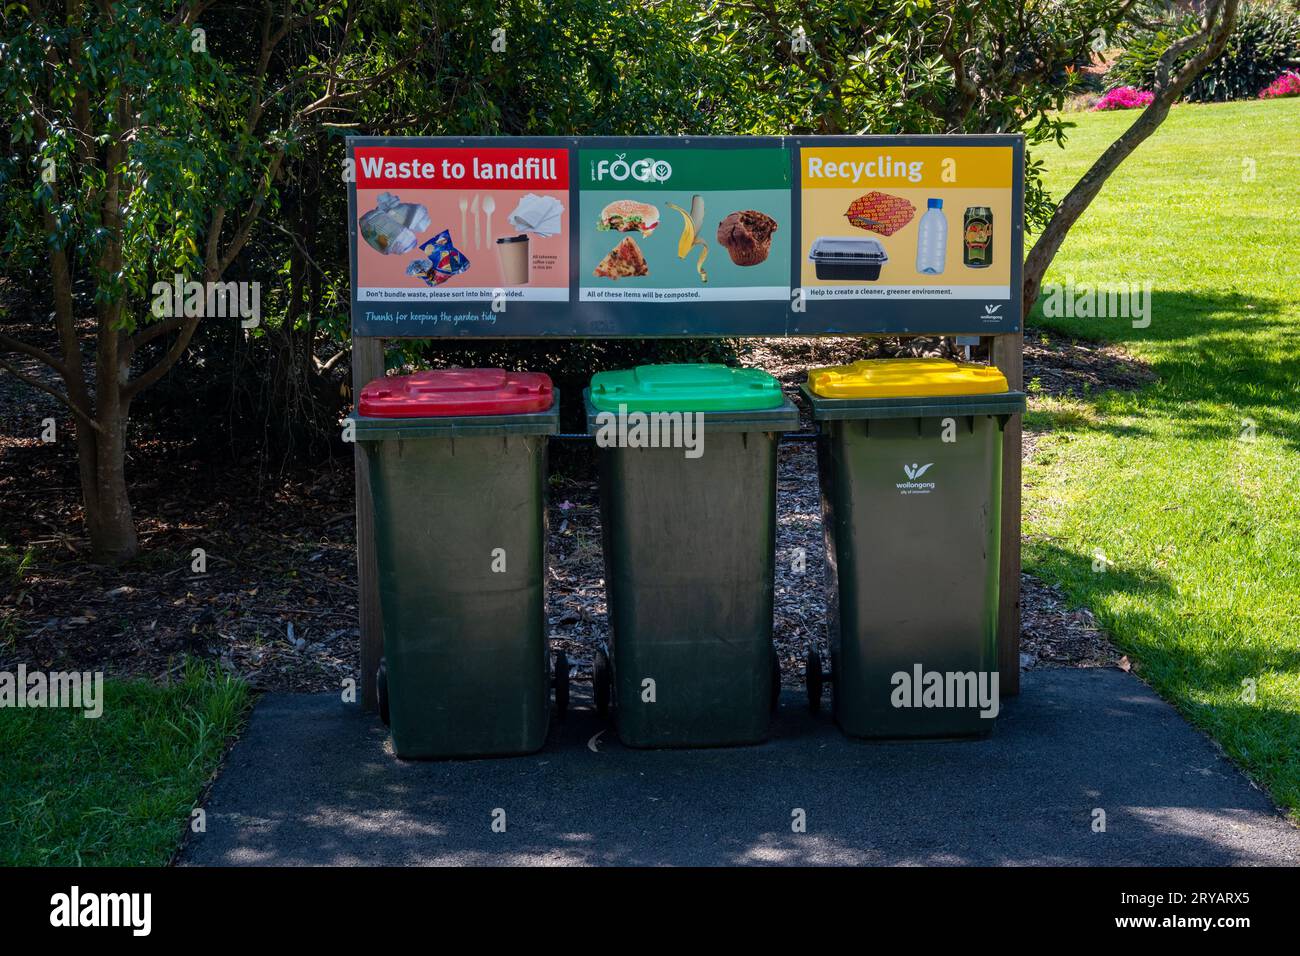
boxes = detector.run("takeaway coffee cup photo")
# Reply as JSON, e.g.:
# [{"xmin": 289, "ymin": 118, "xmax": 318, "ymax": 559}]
[{"xmin": 496, "ymin": 234, "xmax": 530, "ymax": 285}]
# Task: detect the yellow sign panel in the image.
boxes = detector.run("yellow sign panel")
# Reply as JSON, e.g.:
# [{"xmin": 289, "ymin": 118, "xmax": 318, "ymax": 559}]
[
  {"xmin": 800, "ymin": 146, "xmax": 1014, "ymax": 190},
  {"xmin": 799, "ymin": 144, "xmax": 1014, "ymax": 294}
]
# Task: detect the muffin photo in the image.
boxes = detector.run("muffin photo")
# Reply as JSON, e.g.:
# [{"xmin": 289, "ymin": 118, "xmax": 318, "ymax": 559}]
[{"xmin": 716, "ymin": 209, "xmax": 778, "ymax": 266}]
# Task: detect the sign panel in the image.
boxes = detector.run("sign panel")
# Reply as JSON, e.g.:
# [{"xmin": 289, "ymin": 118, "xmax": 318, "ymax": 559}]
[
  {"xmin": 577, "ymin": 146, "xmax": 791, "ymax": 305},
  {"xmin": 347, "ymin": 135, "xmax": 1022, "ymax": 337},
  {"xmin": 352, "ymin": 144, "xmax": 570, "ymax": 335}
]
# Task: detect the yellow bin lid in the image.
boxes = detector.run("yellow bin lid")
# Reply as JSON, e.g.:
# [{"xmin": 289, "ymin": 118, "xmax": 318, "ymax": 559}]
[{"xmin": 807, "ymin": 358, "xmax": 1009, "ymax": 399}]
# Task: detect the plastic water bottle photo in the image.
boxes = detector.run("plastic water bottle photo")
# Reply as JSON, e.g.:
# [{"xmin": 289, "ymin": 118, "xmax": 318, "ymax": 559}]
[{"xmin": 915, "ymin": 197, "xmax": 947, "ymax": 275}]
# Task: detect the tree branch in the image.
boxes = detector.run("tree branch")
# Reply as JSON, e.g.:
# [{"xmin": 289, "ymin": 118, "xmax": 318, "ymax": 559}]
[
  {"xmin": 121, "ymin": 317, "xmax": 200, "ymax": 400},
  {"xmin": 170, "ymin": 0, "xmax": 218, "ymax": 28},
  {"xmin": 0, "ymin": 355, "xmax": 101, "ymax": 432},
  {"xmin": 124, "ymin": 312, "xmax": 187, "ymax": 358},
  {"xmin": 216, "ymin": 149, "xmax": 285, "ymax": 276},
  {"xmin": 65, "ymin": 0, "xmax": 96, "ymax": 166},
  {"xmin": 316, "ymin": 348, "xmax": 348, "ymax": 372},
  {"xmin": 938, "ymin": 6, "xmax": 979, "ymax": 129},
  {"xmin": 0, "ymin": 331, "xmax": 65, "ymax": 374},
  {"xmin": 1022, "ymin": 0, "xmax": 1239, "ymax": 313},
  {"xmin": 27, "ymin": 0, "xmax": 95, "ymax": 419}
]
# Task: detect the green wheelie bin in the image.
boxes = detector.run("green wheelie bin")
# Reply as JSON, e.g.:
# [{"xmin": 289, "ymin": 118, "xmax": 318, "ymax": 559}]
[
  {"xmin": 801, "ymin": 358, "xmax": 1025, "ymax": 739},
  {"xmin": 585, "ymin": 364, "xmax": 798, "ymax": 748},
  {"xmin": 350, "ymin": 369, "xmax": 563, "ymax": 759}
]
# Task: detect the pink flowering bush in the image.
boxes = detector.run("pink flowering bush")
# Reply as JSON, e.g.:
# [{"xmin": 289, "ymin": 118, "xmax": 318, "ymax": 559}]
[
  {"xmin": 1094, "ymin": 86, "xmax": 1156, "ymax": 111},
  {"xmin": 1259, "ymin": 71, "xmax": 1300, "ymax": 99}
]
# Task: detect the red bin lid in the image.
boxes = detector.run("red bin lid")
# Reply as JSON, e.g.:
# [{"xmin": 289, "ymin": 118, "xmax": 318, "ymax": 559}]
[{"xmin": 358, "ymin": 369, "xmax": 554, "ymax": 418}]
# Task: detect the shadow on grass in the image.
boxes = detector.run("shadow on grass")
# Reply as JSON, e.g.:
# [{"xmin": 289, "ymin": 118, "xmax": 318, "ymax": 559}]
[
  {"xmin": 1032, "ymin": 288, "xmax": 1288, "ymax": 349},
  {"xmin": 1026, "ymin": 541, "xmax": 1173, "ymax": 604},
  {"xmin": 1031, "ymin": 541, "xmax": 1300, "ymax": 681},
  {"xmin": 1031, "ymin": 288, "xmax": 1300, "ymax": 450}
]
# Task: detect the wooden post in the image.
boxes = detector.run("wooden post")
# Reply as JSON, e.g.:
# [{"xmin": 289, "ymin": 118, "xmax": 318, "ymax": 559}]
[
  {"xmin": 991, "ymin": 332, "xmax": 1023, "ymax": 697},
  {"xmin": 353, "ymin": 336, "xmax": 386, "ymax": 711}
]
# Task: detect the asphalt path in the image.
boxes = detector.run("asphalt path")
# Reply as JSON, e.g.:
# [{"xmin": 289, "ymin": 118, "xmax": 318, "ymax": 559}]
[{"xmin": 181, "ymin": 668, "xmax": 1299, "ymax": 866}]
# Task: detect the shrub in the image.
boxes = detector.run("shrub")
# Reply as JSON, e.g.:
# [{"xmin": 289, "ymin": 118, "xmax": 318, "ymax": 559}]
[
  {"xmin": 1093, "ymin": 86, "xmax": 1156, "ymax": 110},
  {"xmin": 1109, "ymin": 3, "xmax": 1300, "ymax": 103},
  {"xmin": 1260, "ymin": 69, "xmax": 1300, "ymax": 97}
]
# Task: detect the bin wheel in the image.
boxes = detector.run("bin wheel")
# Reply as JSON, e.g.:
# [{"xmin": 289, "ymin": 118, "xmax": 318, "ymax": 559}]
[
  {"xmin": 593, "ymin": 648, "xmax": 611, "ymax": 718},
  {"xmin": 376, "ymin": 659, "xmax": 390, "ymax": 727},
  {"xmin": 554, "ymin": 650, "xmax": 570, "ymax": 716},
  {"xmin": 770, "ymin": 649, "xmax": 781, "ymax": 713},
  {"xmin": 806, "ymin": 649, "xmax": 823, "ymax": 714}
]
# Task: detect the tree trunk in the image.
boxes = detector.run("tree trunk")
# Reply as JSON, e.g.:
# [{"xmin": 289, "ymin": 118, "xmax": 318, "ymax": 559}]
[
  {"xmin": 1021, "ymin": 0, "xmax": 1239, "ymax": 316},
  {"xmin": 78, "ymin": 402, "xmax": 138, "ymax": 564},
  {"xmin": 1021, "ymin": 104, "xmax": 1168, "ymax": 317},
  {"xmin": 79, "ymin": 310, "xmax": 138, "ymax": 563}
]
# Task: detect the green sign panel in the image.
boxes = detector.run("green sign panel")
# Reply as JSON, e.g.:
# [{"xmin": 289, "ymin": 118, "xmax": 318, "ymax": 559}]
[{"xmin": 578, "ymin": 147, "xmax": 791, "ymax": 305}]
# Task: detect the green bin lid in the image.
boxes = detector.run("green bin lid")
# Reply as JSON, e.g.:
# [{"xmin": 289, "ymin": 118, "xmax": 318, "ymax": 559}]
[
  {"xmin": 589, "ymin": 364, "xmax": 784, "ymax": 413},
  {"xmin": 583, "ymin": 389, "xmax": 798, "ymax": 434}
]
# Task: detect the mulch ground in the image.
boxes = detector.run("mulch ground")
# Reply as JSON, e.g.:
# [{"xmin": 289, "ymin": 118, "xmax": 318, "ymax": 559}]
[{"xmin": 2, "ymin": 322, "xmax": 1148, "ymax": 691}]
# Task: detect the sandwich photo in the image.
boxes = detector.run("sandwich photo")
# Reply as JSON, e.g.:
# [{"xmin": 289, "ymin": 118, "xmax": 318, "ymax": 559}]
[{"xmin": 596, "ymin": 199, "xmax": 660, "ymax": 237}]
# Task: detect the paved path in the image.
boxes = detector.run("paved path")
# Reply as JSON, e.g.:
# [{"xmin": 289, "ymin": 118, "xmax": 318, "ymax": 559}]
[{"xmin": 181, "ymin": 669, "xmax": 1299, "ymax": 866}]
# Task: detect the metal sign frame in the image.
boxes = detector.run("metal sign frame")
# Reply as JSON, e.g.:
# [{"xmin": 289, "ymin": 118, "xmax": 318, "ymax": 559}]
[{"xmin": 347, "ymin": 134, "xmax": 1024, "ymax": 338}]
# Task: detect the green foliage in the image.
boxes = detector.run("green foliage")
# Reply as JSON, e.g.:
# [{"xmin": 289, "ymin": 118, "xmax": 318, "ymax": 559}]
[
  {"xmin": 0, "ymin": 544, "xmax": 34, "ymax": 649},
  {"xmin": 0, "ymin": 1, "xmax": 1247, "ymax": 466},
  {"xmin": 0, "ymin": 5, "xmax": 222, "ymax": 316},
  {"xmin": 1109, "ymin": 3, "xmax": 1300, "ymax": 102},
  {"xmin": 0, "ymin": 0, "xmax": 1204, "ymax": 342},
  {"xmin": 677, "ymin": 0, "xmax": 1132, "ymax": 232},
  {"xmin": 0, "ymin": 544, "xmax": 35, "ymax": 584}
]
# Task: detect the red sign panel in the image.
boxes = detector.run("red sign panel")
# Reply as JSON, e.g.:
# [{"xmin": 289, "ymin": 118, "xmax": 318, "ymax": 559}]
[{"xmin": 354, "ymin": 146, "xmax": 569, "ymax": 190}]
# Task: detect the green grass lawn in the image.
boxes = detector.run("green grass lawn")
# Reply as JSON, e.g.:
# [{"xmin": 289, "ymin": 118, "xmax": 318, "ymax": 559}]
[
  {"xmin": 0, "ymin": 662, "xmax": 249, "ymax": 865},
  {"xmin": 1027, "ymin": 97, "xmax": 1300, "ymax": 817}
]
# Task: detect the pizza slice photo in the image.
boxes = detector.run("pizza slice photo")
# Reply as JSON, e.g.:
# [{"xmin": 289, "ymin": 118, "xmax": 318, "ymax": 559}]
[{"xmin": 593, "ymin": 236, "xmax": 649, "ymax": 280}]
